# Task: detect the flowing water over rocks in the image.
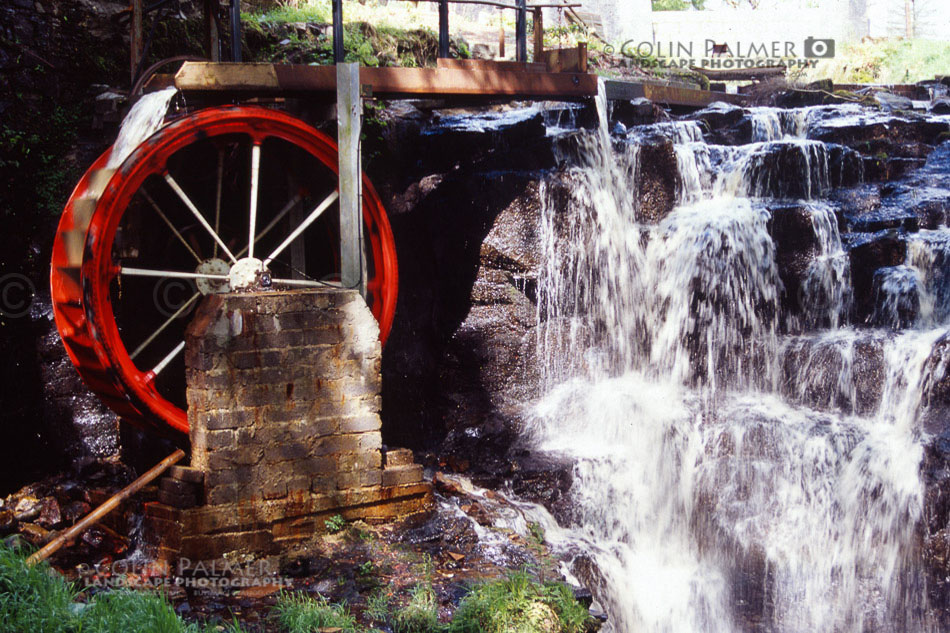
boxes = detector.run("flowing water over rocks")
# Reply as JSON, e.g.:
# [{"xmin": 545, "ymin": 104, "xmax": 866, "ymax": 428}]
[{"xmin": 522, "ymin": 95, "xmax": 950, "ymax": 632}]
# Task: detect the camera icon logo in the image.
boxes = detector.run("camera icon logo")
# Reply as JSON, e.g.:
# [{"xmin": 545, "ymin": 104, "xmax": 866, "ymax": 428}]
[{"xmin": 804, "ymin": 37, "xmax": 835, "ymax": 58}]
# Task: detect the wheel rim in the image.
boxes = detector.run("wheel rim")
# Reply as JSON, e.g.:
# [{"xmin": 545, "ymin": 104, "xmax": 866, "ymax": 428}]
[{"xmin": 54, "ymin": 106, "xmax": 398, "ymax": 435}]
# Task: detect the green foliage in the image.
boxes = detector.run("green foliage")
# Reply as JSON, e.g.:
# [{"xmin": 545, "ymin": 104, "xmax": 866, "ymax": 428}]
[
  {"xmin": 0, "ymin": 544, "xmax": 246, "ymax": 633},
  {"xmin": 365, "ymin": 586, "xmax": 392, "ymax": 623},
  {"xmin": 806, "ymin": 39, "xmax": 950, "ymax": 85},
  {"xmin": 273, "ymin": 592, "xmax": 360, "ymax": 633},
  {"xmin": 392, "ymin": 583, "xmax": 443, "ymax": 633},
  {"xmin": 325, "ymin": 514, "xmax": 347, "ymax": 534},
  {"xmin": 448, "ymin": 571, "xmax": 592, "ymax": 633},
  {"xmin": 0, "ymin": 543, "xmax": 77, "ymax": 633},
  {"xmin": 652, "ymin": 0, "xmax": 706, "ymax": 10},
  {"xmin": 527, "ymin": 522, "xmax": 546, "ymax": 546},
  {"xmin": 78, "ymin": 590, "xmax": 190, "ymax": 633}
]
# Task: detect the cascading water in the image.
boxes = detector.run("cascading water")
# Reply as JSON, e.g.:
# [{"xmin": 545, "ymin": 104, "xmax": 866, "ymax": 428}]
[{"xmin": 526, "ymin": 92, "xmax": 949, "ymax": 632}]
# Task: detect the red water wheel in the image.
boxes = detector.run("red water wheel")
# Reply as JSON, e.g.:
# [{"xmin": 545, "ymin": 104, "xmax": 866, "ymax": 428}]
[{"xmin": 51, "ymin": 106, "xmax": 398, "ymax": 435}]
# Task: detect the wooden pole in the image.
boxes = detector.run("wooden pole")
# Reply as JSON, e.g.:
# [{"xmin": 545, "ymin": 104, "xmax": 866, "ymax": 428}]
[
  {"xmin": 439, "ymin": 0, "xmax": 450, "ymax": 58},
  {"xmin": 532, "ymin": 8, "xmax": 543, "ymax": 62},
  {"xmin": 337, "ymin": 63, "xmax": 362, "ymax": 290},
  {"xmin": 499, "ymin": 25, "xmax": 506, "ymax": 58},
  {"xmin": 205, "ymin": 0, "xmax": 221, "ymax": 62},
  {"xmin": 26, "ymin": 449, "xmax": 185, "ymax": 565},
  {"xmin": 131, "ymin": 0, "xmax": 144, "ymax": 83}
]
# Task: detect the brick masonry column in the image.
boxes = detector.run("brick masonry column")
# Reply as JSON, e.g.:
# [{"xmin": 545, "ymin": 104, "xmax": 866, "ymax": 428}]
[
  {"xmin": 185, "ymin": 289, "xmax": 385, "ymax": 505},
  {"xmin": 145, "ymin": 288, "xmax": 431, "ymax": 564}
]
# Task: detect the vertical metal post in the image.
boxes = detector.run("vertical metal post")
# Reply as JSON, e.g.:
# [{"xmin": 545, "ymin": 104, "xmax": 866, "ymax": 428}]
[
  {"xmin": 438, "ymin": 0, "xmax": 450, "ymax": 59},
  {"xmin": 516, "ymin": 0, "xmax": 527, "ymax": 63},
  {"xmin": 230, "ymin": 0, "xmax": 242, "ymax": 62},
  {"xmin": 131, "ymin": 0, "xmax": 144, "ymax": 83},
  {"xmin": 337, "ymin": 62, "xmax": 362, "ymax": 290},
  {"xmin": 532, "ymin": 8, "xmax": 543, "ymax": 62},
  {"xmin": 333, "ymin": 0, "xmax": 345, "ymax": 64}
]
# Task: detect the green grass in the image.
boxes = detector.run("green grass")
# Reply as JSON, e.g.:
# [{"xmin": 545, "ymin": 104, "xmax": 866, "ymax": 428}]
[
  {"xmin": 78, "ymin": 590, "xmax": 202, "ymax": 633},
  {"xmin": 273, "ymin": 592, "xmax": 360, "ymax": 633},
  {"xmin": 392, "ymin": 583, "xmax": 443, "ymax": 633},
  {"xmin": 0, "ymin": 543, "xmax": 77, "ymax": 633},
  {"xmin": 807, "ymin": 39, "xmax": 950, "ymax": 85},
  {"xmin": 0, "ymin": 543, "xmax": 242, "ymax": 633},
  {"xmin": 324, "ymin": 514, "xmax": 347, "ymax": 534},
  {"xmin": 448, "ymin": 571, "xmax": 591, "ymax": 633}
]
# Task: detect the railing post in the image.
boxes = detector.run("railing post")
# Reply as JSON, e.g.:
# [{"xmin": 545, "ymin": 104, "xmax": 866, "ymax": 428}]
[
  {"xmin": 333, "ymin": 0, "xmax": 345, "ymax": 64},
  {"xmin": 516, "ymin": 0, "xmax": 527, "ymax": 63},
  {"xmin": 230, "ymin": 0, "xmax": 242, "ymax": 62},
  {"xmin": 532, "ymin": 8, "xmax": 543, "ymax": 62},
  {"xmin": 438, "ymin": 0, "xmax": 450, "ymax": 59},
  {"xmin": 336, "ymin": 62, "xmax": 362, "ymax": 291}
]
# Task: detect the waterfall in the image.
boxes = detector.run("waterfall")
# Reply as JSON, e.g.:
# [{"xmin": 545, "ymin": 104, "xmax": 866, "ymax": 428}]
[
  {"xmin": 529, "ymin": 103, "xmax": 947, "ymax": 632},
  {"xmin": 107, "ymin": 87, "xmax": 178, "ymax": 169}
]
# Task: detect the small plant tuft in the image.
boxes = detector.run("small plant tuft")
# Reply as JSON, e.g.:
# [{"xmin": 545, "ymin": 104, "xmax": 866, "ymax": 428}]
[
  {"xmin": 273, "ymin": 591, "xmax": 360, "ymax": 633},
  {"xmin": 449, "ymin": 570, "xmax": 593, "ymax": 633},
  {"xmin": 392, "ymin": 582, "xmax": 443, "ymax": 633},
  {"xmin": 325, "ymin": 513, "xmax": 347, "ymax": 534}
]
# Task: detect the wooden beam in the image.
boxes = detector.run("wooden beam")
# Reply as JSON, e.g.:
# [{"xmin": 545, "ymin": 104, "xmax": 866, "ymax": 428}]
[
  {"xmin": 436, "ymin": 58, "xmax": 546, "ymax": 72},
  {"xmin": 603, "ymin": 80, "xmax": 747, "ymax": 106},
  {"xmin": 204, "ymin": 0, "xmax": 221, "ymax": 62},
  {"xmin": 337, "ymin": 63, "xmax": 362, "ymax": 290},
  {"xmin": 131, "ymin": 0, "xmax": 144, "ymax": 82},
  {"xmin": 690, "ymin": 66, "xmax": 786, "ymax": 81},
  {"xmin": 532, "ymin": 8, "xmax": 543, "ymax": 62},
  {"xmin": 175, "ymin": 63, "xmax": 599, "ymax": 99}
]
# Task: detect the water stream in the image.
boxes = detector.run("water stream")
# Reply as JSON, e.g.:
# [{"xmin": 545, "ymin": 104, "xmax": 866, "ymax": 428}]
[{"xmin": 527, "ymin": 91, "xmax": 950, "ymax": 632}]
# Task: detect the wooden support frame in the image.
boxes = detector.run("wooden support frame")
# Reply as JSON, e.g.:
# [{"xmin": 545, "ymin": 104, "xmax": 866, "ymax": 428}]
[
  {"xmin": 204, "ymin": 0, "xmax": 221, "ymax": 62},
  {"xmin": 131, "ymin": 0, "xmax": 144, "ymax": 83},
  {"xmin": 333, "ymin": 0, "xmax": 345, "ymax": 63},
  {"xmin": 533, "ymin": 8, "xmax": 544, "ymax": 62},
  {"xmin": 336, "ymin": 63, "xmax": 362, "ymax": 290}
]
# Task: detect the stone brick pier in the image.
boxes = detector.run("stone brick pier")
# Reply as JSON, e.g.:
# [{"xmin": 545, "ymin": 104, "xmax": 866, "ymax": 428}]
[{"xmin": 145, "ymin": 289, "xmax": 431, "ymax": 566}]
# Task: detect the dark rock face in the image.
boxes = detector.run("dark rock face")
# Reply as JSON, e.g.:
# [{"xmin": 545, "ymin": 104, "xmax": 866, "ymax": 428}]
[
  {"xmin": 809, "ymin": 116, "xmax": 950, "ymax": 159},
  {"xmin": 780, "ymin": 335, "xmax": 885, "ymax": 416},
  {"xmin": 847, "ymin": 232, "xmax": 908, "ymax": 323},
  {"xmin": 768, "ymin": 202, "xmax": 819, "ymax": 318},
  {"xmin": 636, "ymin": 137, "xmax": 680, "ymax": 224}
]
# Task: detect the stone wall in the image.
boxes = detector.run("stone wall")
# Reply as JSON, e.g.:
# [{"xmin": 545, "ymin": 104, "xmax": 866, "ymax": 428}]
[{"xmin": 146, "ymin": 289, "xmax": 431, "ymax": 564}]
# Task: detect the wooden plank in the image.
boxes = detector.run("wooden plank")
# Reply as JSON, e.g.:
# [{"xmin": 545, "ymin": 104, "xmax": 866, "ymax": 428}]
[
  {"xmin": 337, "ymin": 63, "xmax": 362, "ymax": 290},
  {"xmin": 436, "ymin": 58, "xmax": 546, "ymax": 72},
  {"xmin": 690, "ymin": 66, "xmax": 786, "ymax": 81},
  {"xmin": 604, "ymin": 79, "xmax": 747, "ymax": 106},
  {"xmin": 533, "ymin": 8, "xmax": 543, "ymax": 62},
  {"xmin": 131, "ymin": 0, "xmax": 144, "ymax": 82},
  {"xmin": 539, "ymin": 44, "xmax": 587, "ymax": 73},
  {"xmin": 176, "ymin": 62, "xmax": 599, "ymax": 99}
]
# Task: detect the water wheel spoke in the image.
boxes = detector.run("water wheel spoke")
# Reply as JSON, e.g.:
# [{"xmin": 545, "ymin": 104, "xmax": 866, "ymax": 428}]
[
  {"xmin": 139, "ymin": 189, "xmax": 203, "ymax": 265},
  {"xmin": 248, "ymin": 142, "xmax": 262, "ymax": 259},
  {"xmin": 272, "ymin": 278, "xmax": 339, "ymax": 288},
  {"xmin": 263, "ymin": 190, "xmax": 340, "ymax": 267},
  {"xmin": 129, "ymin": 293, "xmax": 200, "ymax": 361},
  {"xmin": 213, "ymin": 148, "xmax": 225, "ymax": 258},
  {"xmin": 150, "ymin": 340, "xmax": 186, "ymax": 377},
  {"xmin": 163, "ymin": 172, "xmax": 237, "ymax": 264},
  {"xmin": 119, "ymin": 266, "xmax": 229, "ymax": 281},
  {"xmin": 236, "ymin": 193, "xmax": 303, "ymax": 259}
]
